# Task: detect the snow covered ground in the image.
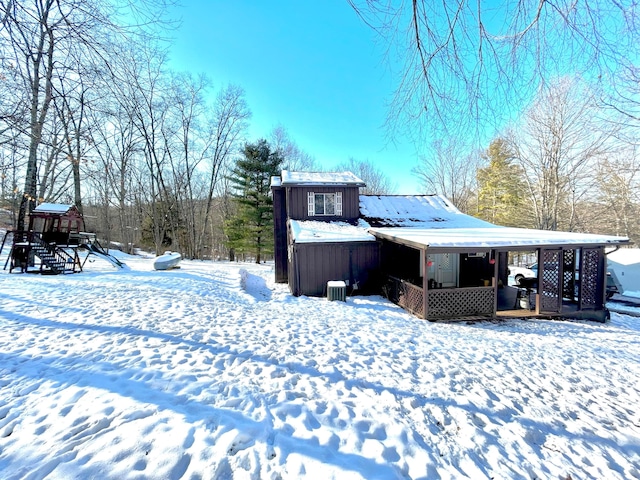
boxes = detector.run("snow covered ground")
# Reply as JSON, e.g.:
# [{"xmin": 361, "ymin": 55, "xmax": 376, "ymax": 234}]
[{"xmin": 1, "ymin": 249, "xmax": 639, "ymax": 479}]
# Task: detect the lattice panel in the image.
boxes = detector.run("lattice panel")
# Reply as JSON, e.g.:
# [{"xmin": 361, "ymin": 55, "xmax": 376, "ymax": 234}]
[
  {"xmin": 580, "ymin": 248, "xmax": 600, "ymax": 309},
  {"xmin": 441, "ymin": 253, "xmax": 451, "ymax": 269},
  {"xmin": 427, "ymin": 288, "xmax": 494, "ymax": 320},
  {"xmin": 384, "ymin": 276, "xmax": 424, "ymax": 317},
  {"xmin": 540, "ymin": 249, "xmax": 561, "ymax": 313},
  {"xmin": 398, "ymin": 281, "xmax": 424, "ymax": 317},
  {"xmin": 562, "ymin": 249, "xmax": 576, "ymax": 300}
]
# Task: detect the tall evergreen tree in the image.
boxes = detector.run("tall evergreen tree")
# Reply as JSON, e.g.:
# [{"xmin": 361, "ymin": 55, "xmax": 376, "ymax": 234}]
[
  {"xmin": 226, "ymin": 139, "xmax": 282, "ymax": 263},
  {"xmin": 475, "ymin": 138, "xmax": 529, "ymax": 227}
]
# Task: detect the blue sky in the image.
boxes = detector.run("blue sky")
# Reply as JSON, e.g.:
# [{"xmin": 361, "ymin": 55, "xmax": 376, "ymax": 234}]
[{"xmin": 166, "ymin": 0, "xmax": 421, "ymax": 194}]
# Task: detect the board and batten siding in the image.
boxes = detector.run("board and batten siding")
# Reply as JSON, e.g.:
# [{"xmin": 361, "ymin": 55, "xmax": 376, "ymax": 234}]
[
  {"xmin": 271, "ymin": 185, "xmax": 288, "ymax": 283},
  {"xmin": 289, "ymin": 241, "xmax": 380, "ymax": 296},
  {"xmin": 286, "ymin": 186, "xmax": 361, "ymax": 222}
]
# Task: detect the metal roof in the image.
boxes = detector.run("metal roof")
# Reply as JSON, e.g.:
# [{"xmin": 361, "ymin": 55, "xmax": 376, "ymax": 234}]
[
  {"xmin": 370, "ymin": 226, "xmax": 630, "ymax": 251},
  {"xmin": 361, "ymin": 194, "xmax": 629, "ymax": 249}
]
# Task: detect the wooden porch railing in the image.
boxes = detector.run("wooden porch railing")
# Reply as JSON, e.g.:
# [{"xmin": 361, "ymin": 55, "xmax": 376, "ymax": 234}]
[
  {"xmin": 383, "ymin": 275, "xmax": 495, "ymax": 320},
  {"xmin": 384, "ymin": 276, "xmax": 425, "ymax": 318},
  {"xmin": 427, "ymin": 287, "xmax": 494, "ymax": 320}
]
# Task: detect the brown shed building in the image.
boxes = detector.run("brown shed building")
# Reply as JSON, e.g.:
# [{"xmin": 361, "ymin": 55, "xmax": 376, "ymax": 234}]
[{"xmin": 272, "ymin": 171, "xmax": 373, "ymax": 295}]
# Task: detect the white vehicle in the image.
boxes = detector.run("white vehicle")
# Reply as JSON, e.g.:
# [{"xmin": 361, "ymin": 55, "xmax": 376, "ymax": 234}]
[{"xmin": 508, "ymin": 264, "xmax": 536, "ymax": 285}]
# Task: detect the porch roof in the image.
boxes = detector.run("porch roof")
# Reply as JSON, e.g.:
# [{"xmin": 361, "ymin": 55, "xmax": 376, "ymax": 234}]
[
  {"xmin": 369, "ymin": 226, "xmax": 629, "ymax": 251},
  {"xmin": 361, "ymin": 194, "xmax": 629, "ymax": 250}
]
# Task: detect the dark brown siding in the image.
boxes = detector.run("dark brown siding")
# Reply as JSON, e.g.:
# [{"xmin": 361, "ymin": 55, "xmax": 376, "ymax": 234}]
[
  {"xmin": 380, "ymin": 240, "xmax": 421, "ymax": 282},
  {"xmin": 286, "ymin": 186, "xmax": 361, "ymax": 222},
  {"xmin": 459, "ymin": 253, "xmax": 493, "ymax": 287},
  {"xmin": 289, "ymin": 241, "xmax": 380, "ymax": 296},
  {"xmin": 272, "ymin": 185, "xmax": 288, "ymax": 283}
]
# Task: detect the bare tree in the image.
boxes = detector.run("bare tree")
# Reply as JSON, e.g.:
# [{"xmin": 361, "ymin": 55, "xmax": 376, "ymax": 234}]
[
  {"xmin": 2, "ymin": 0, "xmax": 58, "ymax": 230},
  {"xmin": 36, "ymin": 115, "xmax": 72, "ymax": 203},
  {"xmin": 335, "ymin": 157, "xmax": 396, "ymax": 194},
  {"xmin": 269, "ymin": 125, "xmax": 317, "ymax": 172},
  {"xmin": 162, "ymin": 72, "xmax": 209, "ymax": 258},
  {"xmin": 198, "ymin": 85, "xmax": 251, "ymax": 258},
  {"xmin": 509, "ymin": 79, "xmax": 615, "ymax": 231},
  {"xmin": 0, "ymin": 150, "xmax": 21, "ymax": 225},
  {"xmin": 592, "ymin": 153, "xmax": 640, "ymax": 242},
  {"xmin": 413, "ymin": 139, "xmax": 478, "ymax": 212},
  {"xmin": 86, "ymin": 82, "xmax": 143, "ymax": 253},
  {"xmin": 349, "ymin": 1, "xmax": 639, "ymax": 139},
  {"xmin": 128, "ymin": 46, "xmax": 176, "ymax": 253},
  {"xmin": 0, "ymin": 0, "xmax": 175, "ymax": 231}
]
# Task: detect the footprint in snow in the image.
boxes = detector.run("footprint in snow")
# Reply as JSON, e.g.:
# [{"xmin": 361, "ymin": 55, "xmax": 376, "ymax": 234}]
[{"xmin": 227, "ymin": 433, "xmax": 254, "ymax": 456}]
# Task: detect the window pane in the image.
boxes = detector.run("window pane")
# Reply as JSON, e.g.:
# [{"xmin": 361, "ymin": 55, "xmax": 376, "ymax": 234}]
[
  {"xmin": 314, "ymin": 194, "xmax": 325, "ymax": 215},
  {"xmin": 325, "ymin": 194, "xmax": 335, "ymax": 215}
]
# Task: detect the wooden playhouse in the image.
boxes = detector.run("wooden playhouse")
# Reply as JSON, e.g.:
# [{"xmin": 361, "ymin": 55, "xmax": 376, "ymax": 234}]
[{"xmin": 2, "ymin": 203, "xmax": 124, "ymax": 274}]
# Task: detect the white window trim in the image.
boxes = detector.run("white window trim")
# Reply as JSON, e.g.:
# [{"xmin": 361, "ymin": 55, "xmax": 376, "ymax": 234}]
[
  {"xmin": 307, "ymin": 191, "xmax": 343, "ymax": 216},
  {"xmin": 308, "ymin": 192, "xmax": 315, "ymax": 216}
]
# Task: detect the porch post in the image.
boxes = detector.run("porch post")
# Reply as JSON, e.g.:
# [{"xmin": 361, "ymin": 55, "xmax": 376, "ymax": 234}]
[
  {"xmin": 492, "ymin": 249, "xmax": 499, "ymax": 319},
  {"xmin": 598, "ymin": 246, "xmax": 606, "ymax": 309},
  {"xmin": 534, "ymin": 248, "xmax": 541, "ymax": 314},
  {"xmin": 422, "ymin": 247, "xmax": 429, "ymax": 320}
]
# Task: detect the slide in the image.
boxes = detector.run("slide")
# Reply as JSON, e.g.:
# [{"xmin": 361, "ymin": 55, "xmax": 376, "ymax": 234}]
[{"xmin": 82, "ymin": 243, "xmax": 127, "ymax": 269}]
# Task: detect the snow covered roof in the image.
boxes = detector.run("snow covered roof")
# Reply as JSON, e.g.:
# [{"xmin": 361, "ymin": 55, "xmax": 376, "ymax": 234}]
[
  {"xmin": 360, "ymin": 195, "xmax": 628, "ymax": 248},
  {"xmin": 32, "ymin": 203, "xmax": 75, "ymax": 214},
  {"xmin": 360, "ymin": 195, "xmax": 495, "ymax": 228},
  {"xmin": 270, "ymin": 175, "xmax": 282, "ymax": 187},
  {"xmin": 280, "ymin": 170, "xmax": 366, "ymax": 187},
  {"xmin": 370, "ymin": 226, "xmax": 629, "ymax": 250},
  {"xmin": 290, "ymin": 219, "xmax": 375, "ymax": 244}
]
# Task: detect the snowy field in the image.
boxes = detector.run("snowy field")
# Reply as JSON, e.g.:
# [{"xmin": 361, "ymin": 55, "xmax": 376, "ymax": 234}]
[{"xmin": 1, "ymin": 249, "xmax": 639, "ymax": 479}]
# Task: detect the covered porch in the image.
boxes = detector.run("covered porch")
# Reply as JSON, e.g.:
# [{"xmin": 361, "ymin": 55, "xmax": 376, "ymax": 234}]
[{"xmin": 372, "ymin": 226, "xmax": 627, "ymax": 322}]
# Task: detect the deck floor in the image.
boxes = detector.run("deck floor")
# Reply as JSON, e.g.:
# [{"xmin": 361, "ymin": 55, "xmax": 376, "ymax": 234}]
[{"xmin": 496, "ymin": 309, "xmax": 541, "ymax": 318}]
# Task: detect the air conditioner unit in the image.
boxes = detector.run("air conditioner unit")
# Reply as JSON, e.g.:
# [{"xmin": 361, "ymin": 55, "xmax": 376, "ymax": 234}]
[
  {"xmin": 327, "ymin": 280, "xmax": 346, "ymax": 301},
  {"xmin": 467, "ymin": 253, "xmax": 487, "ymax": 258}
]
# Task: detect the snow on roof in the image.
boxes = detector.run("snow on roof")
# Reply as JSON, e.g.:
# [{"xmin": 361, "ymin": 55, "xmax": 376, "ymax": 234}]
[
  {"xmin": 370, "ymin": 226, "xmax": 629, "ymax": 249},
  {"xmin": 290, "ymin": 219, "xmax": 375, "ymax": 244},
  {"xmin": 270, "ymin": 175, "xmax": 282, "ymax": 187},
  {"xmin": 280, "ymin": 170, "xmax": 366, "ymax": 187},
  {"xmin": 359, "ymin": 195, "xmax": 495, "ymax": 228},
  {"xmin": 361, "ymin": 195, "xmax": 628, "ymax": 248},
  {"xmin": 32, "ymin": 203, "xmax": 74, "ymax": 214}
]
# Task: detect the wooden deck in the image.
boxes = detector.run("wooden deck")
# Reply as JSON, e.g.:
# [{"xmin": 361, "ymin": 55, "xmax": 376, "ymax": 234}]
[{"xmin": 496, "ymin": 309, "xmax": 543, "ymax": 318}]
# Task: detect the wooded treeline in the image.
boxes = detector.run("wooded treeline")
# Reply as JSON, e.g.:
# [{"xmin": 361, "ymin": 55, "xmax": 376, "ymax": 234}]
[
  {"xmin": 415, "ymin": 78, "xmax": 640, "ymax": 245},
  {"xmin": 352, "ymin": 1, "xmax": 640, "ymax": 245},
  {"xmin": 0, "ymin": 1, "xmax": 399, "ymax": 262},
  {"xmin": 1, "ymin": 1, "xmax": 638, "ymax": 264},
  {"xmin": 0, "ymin": 0, "xmax": 257, "ymax": 259}
]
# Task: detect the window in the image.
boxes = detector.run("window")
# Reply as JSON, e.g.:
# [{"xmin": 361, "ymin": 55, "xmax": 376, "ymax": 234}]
[{"xmin": 308, "ymin": 192, "xmax": 342, "ymax": 216}]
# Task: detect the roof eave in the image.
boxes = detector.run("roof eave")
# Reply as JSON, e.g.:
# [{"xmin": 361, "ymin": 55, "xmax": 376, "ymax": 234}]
[{"xmin": 370, "ymin": 230, "xmax": 630, "ymax": 251}]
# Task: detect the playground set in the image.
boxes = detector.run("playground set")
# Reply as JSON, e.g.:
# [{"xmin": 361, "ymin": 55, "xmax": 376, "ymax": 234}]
[{"xmin": 0, "ymin": 203, "xmax": 125, "ymax": 274}]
